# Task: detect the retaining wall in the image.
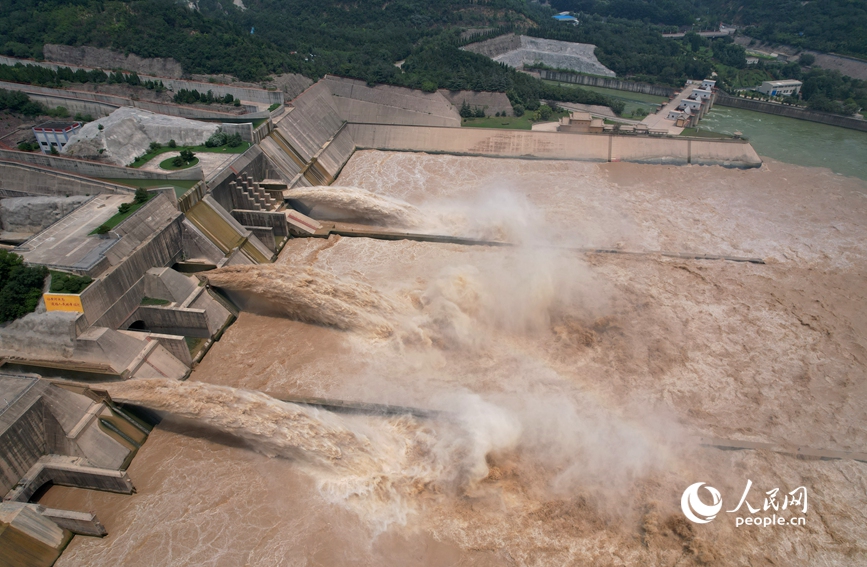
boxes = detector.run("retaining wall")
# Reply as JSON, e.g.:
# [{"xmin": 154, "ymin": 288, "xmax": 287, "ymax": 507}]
[
  {"xmin": 715, "ymin": 94, "xmax": 867, "ymax": 132},
  {"xmin": 538, "ymin": 70, "xmax": 676, "ymax": 97},
  {"xmin": 81, "ymin": 218, "xmax": 184, "ymax": 330},
  {"xmin": 0, "ymin": 80, "xmax": 248, "ymax": 121},
  {"xmin": 0, "ymin": 148, "xmax": 202, "ymax": 181},
  {"xmin": 0, "ymin": 399, "xmax": 45, "ymax": 494},
  {"xmin": 132, "ymin": 306, "xmax": 211, "ymax": 338},
  {"xmin": 347, "ymin": 123, "xmax": 762, "ymax": 167},
  {"xmin": 0, "ymin": 160, "xmax": 133, "ymax": 198}
]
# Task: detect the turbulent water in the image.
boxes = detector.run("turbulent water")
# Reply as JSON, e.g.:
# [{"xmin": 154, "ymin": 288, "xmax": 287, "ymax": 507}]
[
  {"xmin": 46, "ymin": 151, "xmax": 867, "ymax": 567},
  {"xmin": 284, "ymin": 185, "xmax": 426, "ymax": 227}
]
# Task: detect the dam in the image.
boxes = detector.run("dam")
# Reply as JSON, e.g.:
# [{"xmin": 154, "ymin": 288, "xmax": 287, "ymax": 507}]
[{"xmin": 0, "ymin": 62, "xmax": 863, "ymax": 567}]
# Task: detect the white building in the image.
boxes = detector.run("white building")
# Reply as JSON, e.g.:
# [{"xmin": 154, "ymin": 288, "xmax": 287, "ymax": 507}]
[
  {"xmin": 700, "ymin": 79, "xmax": 716, "ymax": 90},
  {"xmin": 756, "ymin": 80, "xmax": 802, "ymax": 97},
  {"xmin": 32, "ymin": 121, "xmax": 81, "ymax": 153}
]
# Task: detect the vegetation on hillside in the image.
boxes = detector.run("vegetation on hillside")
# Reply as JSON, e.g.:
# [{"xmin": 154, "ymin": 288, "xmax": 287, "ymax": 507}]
[
  {"xmin": 0, "ymin": 0, "xmax": 863, "ymax": 116},
  {"xmin": 0, "ymin": 251, "xmax": 48, "ymax": 323}
]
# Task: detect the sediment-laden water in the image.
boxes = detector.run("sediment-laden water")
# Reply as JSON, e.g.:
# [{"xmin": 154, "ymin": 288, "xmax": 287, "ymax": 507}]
[{"xmin": 42, "ymin": 151, "xmax": 867, "ymax": 566}]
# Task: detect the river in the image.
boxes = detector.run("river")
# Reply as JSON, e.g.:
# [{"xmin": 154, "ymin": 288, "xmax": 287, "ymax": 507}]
[{"xmin": 699, "ymin": 106, "xmax": 867, "ymax": 181}]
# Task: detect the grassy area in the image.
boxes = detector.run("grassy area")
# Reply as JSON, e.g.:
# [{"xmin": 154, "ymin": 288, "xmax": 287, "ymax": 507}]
[
  {"xmin": 679, "ymin": 128, "xmax": 732, "ymax": 139},
  {"xmin": 268, "ymin": 103, "xmax": 281, "ymax": 112},
  {"xmin": 714, "ymin": 65, "xmax": 772, "ymax": 90},
  {"xmin": 88, "ymin": 199, "xmax": 148, "ymax": 234},
  {"xmin": 159, "ymin": 156, "xmax": 199, "ymax": 171},
  {"xmin": 461, "ymin": 110, "xmax": 569, "ymax": 131},
  {"xmin": 141, "ymin": 296, "xmax": 171, "ymax": 306},
  {"xmin": 542, "ymin": 81, "xmax": 665, "ymax": 118},
  {"xmin": 185, "ymin": 337, "xmax": 207, "ymax": 357},
  {"xmin": 129, "ymin": 142, "xmax": 250, "ymax": 168},
  {"xmin": 252, "ymin": 118, "xmax": 267, "ymax": 129},
  {"xmin": 102, "ymin": 178, "xmax": 200, "ymax": 199}
]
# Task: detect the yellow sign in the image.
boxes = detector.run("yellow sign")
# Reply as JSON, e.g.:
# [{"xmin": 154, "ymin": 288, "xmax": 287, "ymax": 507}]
[{"xmin": 44, "ymin": 293, "xmax": 84, "ymax": 313}]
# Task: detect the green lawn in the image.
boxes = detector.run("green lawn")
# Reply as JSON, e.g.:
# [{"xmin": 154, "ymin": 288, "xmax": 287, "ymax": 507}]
[
  {"xmin": 102, "ymin": 178, "xmax": 201, "ymax": 199},
  {"xmin": 461, "ymin": 110, "xmax": 569, "ymax": 131},
  {"xmin": 88, "ymin": 199, "xmax": 148, "ymax": 234},
  {"xmin": 141, "ymin": 296, "xmax": 171, "ymax": 306},
  {"xmin": 159, "ymin": 156, "xmax": 199, "ymax": 171},
  {"xmin": 268, "ymin": 103, "xmax": 281, "ymax": 112},
  {"xmin": 542, "ymin": 80, "xmax": 666, "ymax": 118},
  {"xmin": 129, "ymin": 142, "xmax": 250, "ymax": 168}
]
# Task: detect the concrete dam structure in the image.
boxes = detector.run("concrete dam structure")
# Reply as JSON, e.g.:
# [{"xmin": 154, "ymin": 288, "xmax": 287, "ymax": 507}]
[
  {"xmin": 0, "ymin": 64, "xmax": 776, "ymax": 566},
  {"xmin": 0, "ymin": 373, "xmax": 151, "ymax": 566}
]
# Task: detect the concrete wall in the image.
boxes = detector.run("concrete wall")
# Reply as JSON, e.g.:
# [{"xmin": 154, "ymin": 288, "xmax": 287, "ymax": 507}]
[
  {"xmin": 311, "ymin": 125, "xmax": 357, "ymax": 185},
  {"xmin": 0, "ymin": 81, "xmax": 247, "ymax": 121},
  {"xmin": 0, "ymin": 161, "xmax": 133, "ymax": 198},
  {"xmin": 539, "ymin": 70, "xmax": 676, "ymax": 97},
  {"xmin": 131, "ymin": 306, "xmax": 211, "ymax": 338},
  {"xmin": 347, "ymin": 123, "xmax": 762, "ymax": 167},
  {"xmin": 323, "ymin": 76, "xmax": 460, "ymax": 127},
  {"xmin": 0, "ymin": 400, "xmax": 46, "ymax": 494},
  {"xmin": 715, "ymin": 94, "xmax": 867, "ymax": 132},
  {"xmin": 231, "ymin": 210, "xmax": 289, "ymax": 236},
  {"xmin": 0, "ymin": 149, "xmax": 202, "ymax": 181},
  {"xmin": 276, "ymin": 83, "xmax": 346, "ymax": 163},
  {"xmin": 81, "ymin": 215, "xmax": 183, "ymax": 330}
]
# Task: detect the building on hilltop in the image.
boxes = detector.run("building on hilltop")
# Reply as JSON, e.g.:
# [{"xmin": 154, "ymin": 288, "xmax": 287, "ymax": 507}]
[
  {"xmin": 32, "ymin": 121, "xmax": 81, "ymax": 154},
  {"xmin": 756, "ymin": 80, "xmax": 802, "ymax": 97}
]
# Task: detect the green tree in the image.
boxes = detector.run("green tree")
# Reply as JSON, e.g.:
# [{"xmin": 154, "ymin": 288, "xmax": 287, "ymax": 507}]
[
  {"xmin": 134, "ymin": 188, "xmax": 151, "ymax": 204},
  {"xmin": 0, "ymin": 250, "xmax": 48, "ymax": 323}
]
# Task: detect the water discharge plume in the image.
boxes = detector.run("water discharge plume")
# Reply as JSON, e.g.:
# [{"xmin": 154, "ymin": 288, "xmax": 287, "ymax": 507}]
[
  {"xmin": 103, "ymin": 379, "xmax": 524, "ymax": 531},
  {"xmin": 284, "ymin": 185, "xmax": 427, "ymax": 228},
  {"xmin": 205, "ymin": 264, "xmax": 396, "ymax": 337}
]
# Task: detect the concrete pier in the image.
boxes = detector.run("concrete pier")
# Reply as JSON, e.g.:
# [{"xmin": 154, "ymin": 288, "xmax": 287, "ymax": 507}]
[{"xmin": 4, "ymin": 455, "xmax": 135, "ymax": 502}]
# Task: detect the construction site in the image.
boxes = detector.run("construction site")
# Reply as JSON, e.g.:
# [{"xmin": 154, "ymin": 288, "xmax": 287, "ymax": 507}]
[{"xmin": 0, "ymin": 49, "xmax": 865, "ymax": 567}]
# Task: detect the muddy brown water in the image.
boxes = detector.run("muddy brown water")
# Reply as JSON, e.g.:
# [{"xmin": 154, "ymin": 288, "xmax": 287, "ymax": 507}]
[{"xmin": 40, "ymin": 151, "xmax": 867, "ymax": 566}]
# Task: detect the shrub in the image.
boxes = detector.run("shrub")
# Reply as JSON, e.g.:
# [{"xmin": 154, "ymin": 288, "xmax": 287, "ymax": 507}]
[
  {"xmin": 149, "ymin": 141, "xmax": 162, "ymax": 151},
  {"xmin": 513, "ymin": 104, "xmax": 524, "ymax": 117},
  {"xmin": 421, "ymin": 80, "xmax": 437, "ymax": 93},
  {"xmin": 118, "ymin": 202, "xmax": 132, "ymax": 214},
  {"xmin": 172, "ymin": 156, "xmax": 184, "ymax": 167},
  {"xmin": 168, "ymin": 139, "xmax": 177, "ymax": 148},
  {"xmin": 474, "ymin": 107, "xmax": 485, "ymax": 118},
  {"xmin": 95, "ymin": 224, "xmax": 110, "ymax": 235},
  {"xmin": 17, "ymin": 141, "xmax": 35, "ymax": 151},
  {"xmin": 205, "ymin": 130, "xmax": 228, "ymax": 148},
  {"xmin": 180, "ymin": 149, "xmax": 195, "ymax": 162},
  {"xmin": 49, "ymin": 146, "xmax": 59, "ymax": 155},
  {"xmin": 134, "ymin": 187, "xmax": 150, "ymax": 204},
  {"xmin": 234, "ymin": 99, "xmax": 241, "ymax": 107},
  {"xmin": 227, "ymin": 133, "xmax": 243, "ymax": 147},
  {"xmin": 97, "ymin": 124, "xmax": 104, "ymax": 131},
  {"xmin": 50, "ymin": 271, "xmax": 92, "ymax": 294}
]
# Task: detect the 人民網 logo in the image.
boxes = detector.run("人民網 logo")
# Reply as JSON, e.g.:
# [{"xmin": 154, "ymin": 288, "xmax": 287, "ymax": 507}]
[{"xmin": 681, "ymin": 482, "xmax": 723, "ymax": 524}]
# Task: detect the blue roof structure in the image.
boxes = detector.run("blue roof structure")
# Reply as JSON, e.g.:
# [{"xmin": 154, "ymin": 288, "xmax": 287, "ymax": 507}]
[{"xmin": 552, "ymin": 14, "xmax": 578, "ymax": 22}]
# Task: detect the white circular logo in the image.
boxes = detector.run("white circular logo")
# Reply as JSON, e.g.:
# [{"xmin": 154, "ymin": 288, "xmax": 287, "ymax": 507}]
[{"xmin": 681, "ymin": 482, "xmax": 722, "ymax": 524}]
